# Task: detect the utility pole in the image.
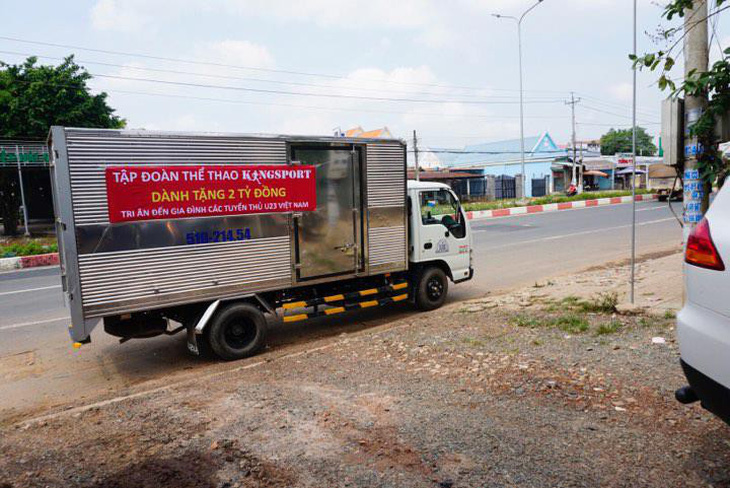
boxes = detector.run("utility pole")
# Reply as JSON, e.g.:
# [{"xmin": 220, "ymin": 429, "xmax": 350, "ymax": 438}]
[
  {"xmin": 565, "ymin": 92, "xmax": 581, "ymax": 192},
  {"xmin": 682, "ymin": 0, "xmax": 709, "ymax": 241},
  {"xmin": 413, "ymin": 130, "xmax": 420, "ymax": 182},
  {"xmin": 492, "ymin": 0, "xmax": 545, "ymax": 201},
  {"xmin": 630, "ymin": 0, "xmax": 638, "ymax": 303},
  {"xmin": 15, "ymin": 146, "xmax": 30, "ymax": 237}
]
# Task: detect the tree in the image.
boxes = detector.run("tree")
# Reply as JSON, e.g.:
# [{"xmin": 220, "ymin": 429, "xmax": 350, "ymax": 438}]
[
  {"xmin": 599, "ymin": 127, "xmax": 658, "ymax": 156},
  {"xmin": 0, "ymin": 56, "xmax": 124, "ymax": 235},
  {"xmin": 631, "ymin": 0, "xmax": 729, "ymax": 211}
]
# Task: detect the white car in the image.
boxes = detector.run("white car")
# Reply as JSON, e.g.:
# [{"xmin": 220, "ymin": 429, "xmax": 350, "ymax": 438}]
[{"xmin": 676, "ymin": 184, "xmax": 730, "ymax": 424}]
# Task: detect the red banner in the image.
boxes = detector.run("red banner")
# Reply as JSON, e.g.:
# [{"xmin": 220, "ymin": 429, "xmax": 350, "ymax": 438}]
[{"xmin": 105, "ymin": 165, "xmax": 316, "ymax": 223}]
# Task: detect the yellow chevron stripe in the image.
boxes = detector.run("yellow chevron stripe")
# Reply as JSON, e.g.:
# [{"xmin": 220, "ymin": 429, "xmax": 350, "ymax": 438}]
[
  {"xmin": 359, "ymin": 288, "xmax": 378, "ymax": 296},
  {"xmin": 324, "ymin": 307, "xmax": 345, "ymax": 315},
  {"xmin": 391, "ymin": 282, "xmax": 408, "ymax": 291},
  {"xmin": 324, "ymin": 294, "xmax": 345, "ymax": 303},
  {"xmin": 283, "ymin": 314, "xmax": 308, "ymax": 323},
  {"xmin": 282, "ymin": 301, "xmax": 308, "ymax": 310},
  {"xmin": 392, "ymin": 294, "xmax": 408, "ymax": 302},
  {"xmin": 360, "ymin": 300, "xmax": 379, "ymax": 308}
]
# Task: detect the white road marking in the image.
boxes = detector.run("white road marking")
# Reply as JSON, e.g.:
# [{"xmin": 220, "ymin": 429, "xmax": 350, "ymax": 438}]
[
  {"xmin": 0, "ymin": 316, "xmax": 69, "ymax": 331},
  {"xmin": 0, "ymin": 285, "xmax": 61, "ymax": 297},
  {"xmin": 635, "ymin": 205, "xmax": 666, "ymax": 212},
  {"xmin": 480, "ymin": 217, "xmax": 676, "ymax": 250}
]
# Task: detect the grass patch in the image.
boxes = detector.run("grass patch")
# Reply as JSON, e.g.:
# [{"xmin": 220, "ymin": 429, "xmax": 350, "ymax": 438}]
[
  {"xmin": 512, "ymin": 314, "xmax": 544, "ymax": 328},
  {"xmin": 663, "ymin": 310, "xmax": 677, "ymax": 320},
  {"xmin": 1, "ymin": 240, "xmax": 58, "ymax": 257},
  {"xmin": 577, "ymin": 292, "xmax": 619, "ymax": 314},
  {"xmin": 554, "ymin": 314, "xmax": 590, "ymax": 334},
  {"xmin": 596, "ymin": 320, "xmax": 622, "ymax": 336},
  {"xmin": 461, "ymin": 337, "xmax": 485, "ymax": 347},
  {"xmin": 544, "ymin": 292, "xmax": 619, "ymax": 315}
]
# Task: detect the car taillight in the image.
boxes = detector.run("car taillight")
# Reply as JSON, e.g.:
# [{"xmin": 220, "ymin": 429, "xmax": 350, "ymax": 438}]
[{"xmin": 685, "ymin": 218, "xmax": 725, "ymax": 271}]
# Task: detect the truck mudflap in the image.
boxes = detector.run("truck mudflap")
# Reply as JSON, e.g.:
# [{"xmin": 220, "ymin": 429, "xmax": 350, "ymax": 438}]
[{"xmin": 282, "ymin": 282, "xmax": 409, "ymax": 323}]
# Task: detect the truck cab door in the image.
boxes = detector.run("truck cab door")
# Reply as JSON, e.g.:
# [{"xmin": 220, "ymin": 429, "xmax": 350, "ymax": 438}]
[{"xmin": 415, "ymin": 189, "xmax": 471, "ymax": 281}]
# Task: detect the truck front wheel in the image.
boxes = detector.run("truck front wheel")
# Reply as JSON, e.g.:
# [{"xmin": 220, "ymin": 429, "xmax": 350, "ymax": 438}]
[
  {"xmin": 205, "ymin": 302, "xmax": 267, "ymax": 360},
  {"xmin": 415, "ymin": 267, "xmax": 449, "ymax": 311}
]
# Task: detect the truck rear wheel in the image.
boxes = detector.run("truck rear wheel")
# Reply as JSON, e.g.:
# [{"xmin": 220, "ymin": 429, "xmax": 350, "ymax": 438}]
[
  {"xmin": 205, "ymin": 302, "xmax": 267, "ymax": 360},
  {"xmin": 415, "ymin": 267, "xmax": 449, "ymax": 311}
]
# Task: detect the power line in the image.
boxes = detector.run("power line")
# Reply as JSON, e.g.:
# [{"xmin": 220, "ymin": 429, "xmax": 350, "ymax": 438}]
[
  {"xmin": 87, "ymin": 72, "xmax": 566, "ymax": 105},
  {"xmin": 407, "ymin": 149, "xmax": 566, "ymax": 154},
  {"xmin": 0, "ymin": 35, "xmax": 567, "ymax": 94},
  {"xmin": 0, "ymin": 49, "xmax": 564, "ymax": 102},
  {"xmin": 581, "ymin": 104, "xmax": 660, "ymax": 123},
  {"xmin": 7, "ymin": 77, "xmax": 569, "ymax": 121},
  {"xmin": 576, "ymin": 93, "xmax": 660, "ymax": 118}
]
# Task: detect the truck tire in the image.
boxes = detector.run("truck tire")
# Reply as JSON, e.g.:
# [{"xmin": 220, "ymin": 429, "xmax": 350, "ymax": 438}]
[
  {"xmin": 415, "ymin": 267, "xmax": 449, "ymax": 311},
  {"xmin": 205, "ymin": 302, "xmax": 267, "ymax": 360}
]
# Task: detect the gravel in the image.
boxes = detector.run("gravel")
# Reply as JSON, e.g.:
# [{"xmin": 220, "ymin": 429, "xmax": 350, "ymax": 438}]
[{"xmin": 1, "ymin": 278, "xmax": 729, "ymax": 487}]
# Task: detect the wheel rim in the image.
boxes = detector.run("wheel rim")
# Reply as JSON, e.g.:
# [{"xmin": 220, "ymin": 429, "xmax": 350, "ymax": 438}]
[
  {"xmin": 222, "ymin": 318, "xmax": 257, "ymax": 350},
  {"xmin": 426, "ymin": 275, "xmax": 444, "ymax": 301}
]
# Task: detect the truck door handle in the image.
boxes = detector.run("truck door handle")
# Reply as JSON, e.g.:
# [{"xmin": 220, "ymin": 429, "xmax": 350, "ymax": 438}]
[{"xmin": 424, "ymin": 242, "xmax": 433, "ymax": 250}]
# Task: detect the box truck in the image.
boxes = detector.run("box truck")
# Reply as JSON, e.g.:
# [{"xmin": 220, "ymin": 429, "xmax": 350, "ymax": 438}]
[{"xmin": 49, "ymin": 128, "xmax": 473, "ymax": 360}]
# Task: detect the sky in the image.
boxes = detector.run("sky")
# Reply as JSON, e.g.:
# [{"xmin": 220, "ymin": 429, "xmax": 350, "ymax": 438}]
[{"xmin": 2, "ymin": 0, "xmax": 728, "ymax": 151}]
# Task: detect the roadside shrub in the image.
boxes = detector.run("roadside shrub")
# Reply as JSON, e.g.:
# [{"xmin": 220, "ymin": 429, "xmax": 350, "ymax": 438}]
[
  {"xmin": 554, "ymin": 314, "xmax": 590, "ymax": 334},
  {"xmin": 0, "ymin": 241, "xmax": 58, "ymax": 257},
  {"xmin": 578, "ymin": 292, "xmax": 619, "ymax": 314},
  {"xmin": 462, "ymin": 189, "xmax": 652, "ymax": 212},
  {"xmin": 596, "ymin": 320, "xmax": 622, "ymax": 336},
  {"xmin": 512, "ymin": 314, "xmax": 542, "ymax": 328}
]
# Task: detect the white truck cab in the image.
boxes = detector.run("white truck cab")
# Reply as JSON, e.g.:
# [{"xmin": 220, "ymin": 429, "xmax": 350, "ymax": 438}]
[{"xmin": 406, "ymin": 181, "xmax": 473, "ymax": 310}]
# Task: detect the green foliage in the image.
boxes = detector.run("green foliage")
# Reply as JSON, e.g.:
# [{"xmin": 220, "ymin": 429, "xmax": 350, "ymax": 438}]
[
  {"xmin": 462, "ymin": 189, "xmax": 651, "ymax": 212},
  {"xmin": 0, "ymin": 56, "xmax": 125, "ymax": 139},
  {"xmin": 0, "ymin": 56, "xmax": 124, "ymax": 235},
  {"xmin": 596, "ymin": 320, "xmax": 622, "ymax": 336},
  {"xmin": 554, "ymin": 314, "xmax": 590, "ymax": 334},
  {"xmin": 632, "ymin": 0, "xmax": 730, "ymax": 199},
  {"xmin": 0, "ymin": 240, "xmax": 58, "ymax": 257},
  {"xmin": 599, "ymin": 127, "xmax": 657, "ymax": 156}
]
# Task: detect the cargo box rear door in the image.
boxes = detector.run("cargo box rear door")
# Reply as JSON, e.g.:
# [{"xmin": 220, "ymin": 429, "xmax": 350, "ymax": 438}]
[{"xmin": 292, "ymin": 146, "xmax": 362, "ymax": 279}]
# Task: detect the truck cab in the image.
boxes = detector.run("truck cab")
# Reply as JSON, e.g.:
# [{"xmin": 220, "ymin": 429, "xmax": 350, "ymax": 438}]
[{"xmin": 407, "ymin": 180, "xmax": 473, "ymax": 309}]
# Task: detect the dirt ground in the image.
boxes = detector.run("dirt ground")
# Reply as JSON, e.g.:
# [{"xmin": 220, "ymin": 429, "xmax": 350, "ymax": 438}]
[{"xmin": 2, "ymin": 251, "xmax": 729, "ymax": 488}]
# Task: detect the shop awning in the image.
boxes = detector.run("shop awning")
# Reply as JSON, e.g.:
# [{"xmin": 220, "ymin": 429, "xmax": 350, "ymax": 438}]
[
  {"xmin": 616, "ymin": 167, "xmax": 647, "ymax": 175},
  {"xmin": 583, "ymin": 170, "xmax": 609, "ymax": 177}
]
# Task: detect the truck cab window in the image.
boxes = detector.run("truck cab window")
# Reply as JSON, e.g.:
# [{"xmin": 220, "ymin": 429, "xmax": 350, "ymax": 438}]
[{"xmin": 419, "ymin": 190, "xmax": 466, "ymax": 238}]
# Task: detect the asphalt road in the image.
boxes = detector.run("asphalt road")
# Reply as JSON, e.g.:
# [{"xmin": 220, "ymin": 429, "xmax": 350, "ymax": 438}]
[{"xmin": 0, "ymin": 200, "xmax": 683, "ymax": 420}]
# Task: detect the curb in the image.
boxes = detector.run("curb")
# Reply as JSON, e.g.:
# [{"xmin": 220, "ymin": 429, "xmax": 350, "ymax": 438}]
[
  {"xmin": 465, "ymin": 194, "xmax": 659, "ymax": 221},
  {"xmin": 0, "ymin": 252, "xmax": 59, "ymax": 271}
]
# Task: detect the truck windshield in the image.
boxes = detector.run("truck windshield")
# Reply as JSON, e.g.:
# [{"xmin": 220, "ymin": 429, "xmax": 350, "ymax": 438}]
[{"xmin": 419, "ymin": 189, "xmax": 466, "ymax": 238}]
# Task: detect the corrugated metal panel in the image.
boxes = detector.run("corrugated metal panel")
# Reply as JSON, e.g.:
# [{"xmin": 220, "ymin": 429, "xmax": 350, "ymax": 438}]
[
  {"xmin": 65, "ymin": 130, "xmax": 288, "ymax": 225},
  {"xmin": 78, "ymin": 236, "xmax": 292, "ymax": 316},
  {"xmin": 368, "ymin": 225, "xmax": 406, "ymax": 269},
  {"xmin": 367, "ymin": 143, "xmax": 405, "ymax": 208}
]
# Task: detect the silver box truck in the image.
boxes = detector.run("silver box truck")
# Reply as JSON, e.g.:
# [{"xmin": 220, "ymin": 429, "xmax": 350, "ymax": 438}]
[{"xmin": 50, "ymin": 128, "xmax": 473, "ymax": 360}]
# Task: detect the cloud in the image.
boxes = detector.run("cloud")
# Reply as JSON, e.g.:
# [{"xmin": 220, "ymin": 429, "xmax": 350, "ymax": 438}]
[
  {"xmin": 220, "ymin": 0, "xmax": 436, "ymax": 29},
  {"xmin": 90, "ymin": 0, "xmax": 151, "ymax": 32},
  {"xmin": 609, "ymin": 82, "xmax": 633, "ymax": 102},
  {"xmin": 193, "ymin": 41, "xmax": 275, "ymax": 70}
]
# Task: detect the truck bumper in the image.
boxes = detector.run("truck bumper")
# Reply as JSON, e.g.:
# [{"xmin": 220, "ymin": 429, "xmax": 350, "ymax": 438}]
[
  {"xmin": 679, "ymin": 359, "xmax": 730, "ymax": 425},
  {"xmin": 454, "ymin": 267, "xmax": 474, "ymax": 284}
]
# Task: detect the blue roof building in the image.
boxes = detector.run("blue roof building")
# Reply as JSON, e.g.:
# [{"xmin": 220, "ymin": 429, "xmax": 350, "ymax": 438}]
[{"xmin": 447, "ymin": 132, "xmax": 565, "ymax": 197}]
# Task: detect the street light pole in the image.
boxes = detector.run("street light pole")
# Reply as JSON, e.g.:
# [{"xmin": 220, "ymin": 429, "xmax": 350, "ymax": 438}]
[{"xmin": 493, "ymin": 0, "xmax": 544, "ymax": 201}]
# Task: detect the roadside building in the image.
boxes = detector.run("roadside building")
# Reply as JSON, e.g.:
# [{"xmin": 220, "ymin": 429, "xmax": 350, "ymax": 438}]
[
  {"xmin": 406, "ymin": 169, "xmax": 485, "ymax": 201},
  {"xmin": 0, "ymin": 140, "xmax": 54, "ymax": 225},
  {"xmin": 343, "ymin": 126, "xmax": 393, "ymax": 138},
  {"xmin": 447, "ymin": 132, "xmax": 564, "ymax": 198}
]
